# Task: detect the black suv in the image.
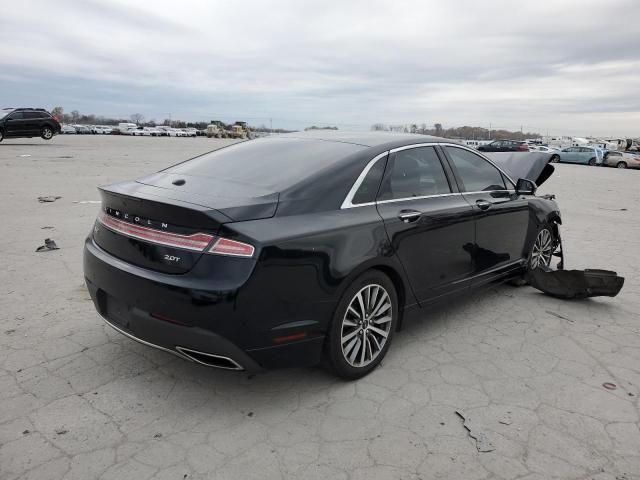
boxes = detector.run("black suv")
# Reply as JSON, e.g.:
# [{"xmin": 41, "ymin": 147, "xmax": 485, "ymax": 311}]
[{"xmin": 0, "ymin": 108, "xmax": 61, "ymax": 142}]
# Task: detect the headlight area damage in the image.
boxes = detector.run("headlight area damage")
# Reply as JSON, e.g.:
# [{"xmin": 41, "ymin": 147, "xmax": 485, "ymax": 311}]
[{"xmin": 487, "ymin": 152, "xmax": 625, "ymax": 300}]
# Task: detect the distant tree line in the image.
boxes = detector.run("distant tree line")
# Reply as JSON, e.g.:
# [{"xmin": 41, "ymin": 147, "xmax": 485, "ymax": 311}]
[
  {"xmin": 51, "ymin": 107, "xmax": 220, "ymax": 130},
  {"xmin": 371, "ymin": 122, "xmax": 541, "ymax": 141},
  {"xmin": 304, "ymin": 125, "xmax": 338, "ymax": 131}
]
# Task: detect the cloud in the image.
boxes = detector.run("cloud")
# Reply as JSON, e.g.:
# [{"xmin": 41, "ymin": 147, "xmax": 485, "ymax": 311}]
[{"xmin": 1, "ymin": 0, "xmax": 639, "ymax": 135}]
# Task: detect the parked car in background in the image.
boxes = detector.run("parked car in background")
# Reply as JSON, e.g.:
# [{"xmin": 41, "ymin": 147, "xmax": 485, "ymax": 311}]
[
  {"xmin": 142, "ymin": 127, "xmax": 161, "ymax": 136},
  {"xmin": 61, "ymin": 124, "xmax": 76, "ymax": 134},
  {"xmin": 478, "ymin": 140, "xmax": 529, "ymax": 152},
  {"xmin": 605, "ymin": 151, "xmax": 640, "ymax": 169},
  {"xmin": 183, "ymin": 128, "xmax": 197, "ymax": 137},
  {"xmin": 531, "ymin": 145, "xmax": 559, "ymax": 153},
  {"xmin": 74, "ymin": 125, "xmax": 91, "ymax": 134},
  {"xmin": 95, "ymin": 126, "xmax": 112, "ymax": 134},
  {"xmin": 553, "ymin": 146, "xmax": 602, "ymax": 165},
  {"xmin": 0, "ymin": 107, "xmax": 61, "ymax": 142},
  {"xmin": 155, "ymin": 126, "xmax": 171, "ymax": 137}
]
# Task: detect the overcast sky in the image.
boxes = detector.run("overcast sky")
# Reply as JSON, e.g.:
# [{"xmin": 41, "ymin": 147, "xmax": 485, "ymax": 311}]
[{"xmin": 1, "ymin": 0, "xmax": 639, "ymax": 136}]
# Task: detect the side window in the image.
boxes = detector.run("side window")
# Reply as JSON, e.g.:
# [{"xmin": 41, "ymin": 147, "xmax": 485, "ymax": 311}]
[
  {"xmin": 24, "ymin": 112, "xmax": 41, "ymax": 119},
  {"xmin": 378, "ymin": 147, "xmax": 451, "ymax": 201},
  {"xmin": 351, "ymin": 156, "xmax": 387, "ymax": 205},
  {"xmin": 8, "ymin": 112, "xmax": 23, "ymax": 120},
  {"xmin": 446, "ymin": 147, "xmax": 507, "ymax": 192}
]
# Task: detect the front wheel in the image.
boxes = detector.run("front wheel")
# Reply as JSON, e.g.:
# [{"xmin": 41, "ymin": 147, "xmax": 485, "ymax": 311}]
[
  {"xmin": 588, "ymin": 157, "xmax": 597, "ymax": 166},
  {"xmin": 41, "ymin": 126, "xmax": 54, "ymax": 140},
  {"xmin": 550, "ymin": 155, "xmax": 560, "ymax": 163},
  {"xmin": 617, "ymin": 162, "xmax": 627, "ymax": 169},
  {"xmin": 529, "ymin": 225, "xmax": 556, "ymax": 270},
  {"xmin": 326, "ymin": 271, "xmax": 398, "ymax": 380}
]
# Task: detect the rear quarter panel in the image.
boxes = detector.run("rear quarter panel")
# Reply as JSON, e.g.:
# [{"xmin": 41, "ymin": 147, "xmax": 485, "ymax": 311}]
[{"xmin": 227, "ymin": 207, "xmax": 415, "ymax": 332}]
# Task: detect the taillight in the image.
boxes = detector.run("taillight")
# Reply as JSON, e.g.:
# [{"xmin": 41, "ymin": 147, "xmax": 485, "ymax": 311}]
[
  {"xmin": 519, "ymin": 144, "xmax": 528, "ymax": 151},
  {"xmin": 96, "ymin": 211, "xmax": 255, "ymax": 258},
  {"xmin": 209, "ymin": 237, "xmax": 255, "ymax": 258},
  {"xmin": 98, "ymin": 212, "xmax": 214, "ymax": 251}
]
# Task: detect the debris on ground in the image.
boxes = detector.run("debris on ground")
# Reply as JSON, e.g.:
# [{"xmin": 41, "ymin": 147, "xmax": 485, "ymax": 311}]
[
  {"xmin": 72, "ymin": 200, "xmax": 101, "ymax": 204},
  {"xmin": 498, "ymin": 412, "xmax": 513, "ymax": 425},
  {"xmin": 41, "ymin": 226, "xmax": 54, "ymax": 229},
  {"xmin": 456, "ymin": 410, "xmax": 495, "ymax": 453},
  {"xmin": 54, "ymin": 428, "xmax": 68, "ymax": 435},
  {"xmin": 602, "ymin": 382, "xmax": 617, "ymax": 391},
  {"xmin": 18, "ymin": 154, "xmax": 32, "ymax": 157},
  {"xmin": 546, "ymin": 310, "xmax": 574, "ymax": 323},
  {"xmin": 36, "ymin": 238, "xmax": 59, "ymax": 252},
  {"xmin": 37, "ymin": 195, "xmax": 61, "ymax": 203},
  {"xmin": 528, "ymin": 267, "xmax": 624, "ymax": 299}
]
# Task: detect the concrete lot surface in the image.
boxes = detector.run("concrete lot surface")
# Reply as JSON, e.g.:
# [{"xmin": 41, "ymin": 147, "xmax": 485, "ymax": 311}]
[{"xmin": 1, "ymin": 135, "xmax": 640, "ymax": 480}]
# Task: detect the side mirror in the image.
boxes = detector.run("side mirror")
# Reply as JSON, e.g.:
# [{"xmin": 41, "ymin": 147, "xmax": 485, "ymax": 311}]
[{"xmin": 516, "ymin": 178, "xmax": 537, "ymax": 195}]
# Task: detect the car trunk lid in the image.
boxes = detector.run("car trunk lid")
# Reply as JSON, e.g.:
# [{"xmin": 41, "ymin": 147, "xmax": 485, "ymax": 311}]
[{"xmin": 93, "ymin": 177, "xmax": 277, "ymax": 274}]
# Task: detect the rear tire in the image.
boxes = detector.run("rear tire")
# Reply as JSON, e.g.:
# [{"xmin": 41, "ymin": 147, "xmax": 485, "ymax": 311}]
[
  {"xmin": 617, "ymin": 162, "xmax": 627, "ymax": 169},
  {"xmin": 41, "ymin": 126, "xmax": 54, "ymax": 140},
  {"xmin": 326, "ymin": 270, "xmax": 398, "ymax": 380},
  {"xmin": 550, "ymin": 155, "xmax": 560, "ymax": 163},
  {"xmin": 588, "ymin": 157, "xmax": 596, "ymax": 166},
  {"xmin": 0, "ymin": 129, "xmax": 3, "ymax": 142}
]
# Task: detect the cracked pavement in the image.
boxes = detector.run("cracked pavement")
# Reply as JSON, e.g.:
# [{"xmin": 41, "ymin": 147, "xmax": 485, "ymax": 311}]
[{"xmin": 1, "ymin": 135, "xmax": 639, "ymax": 479}]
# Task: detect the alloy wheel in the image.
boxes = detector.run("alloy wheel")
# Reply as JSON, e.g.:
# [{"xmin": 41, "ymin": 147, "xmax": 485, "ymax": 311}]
[
  {"xmin": 340, "ymin": 284, "xmax": 393, "ymax": 368},
  {"xmin": 530, "ymin": 228, "xmax": 554, "ymax": 269},
  {"xmin": 42, "ymin": 128, "xmax": 53, "ymax": 139},
  {"xmin": 617, "ymin": 162, "xmax": 627, "ymax": 169}
]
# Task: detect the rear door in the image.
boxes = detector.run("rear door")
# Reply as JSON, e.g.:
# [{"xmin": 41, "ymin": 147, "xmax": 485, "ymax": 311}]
[
  {"xmin": 443, "ymin": 146, "xmax": 530, "ymax": 284},
  {"xmin": 23, "ymin": 112, "xmax": 42, "ymax": 135},
  {"xmin": 376, "ymin": 145, "xmax": 475, "ymax": 304}
]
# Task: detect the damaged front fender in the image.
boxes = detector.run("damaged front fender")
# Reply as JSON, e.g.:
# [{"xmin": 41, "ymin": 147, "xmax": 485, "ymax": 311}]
[{"xmin": 526, "ymin": 222, "xmax": 624, "ymax": 299}]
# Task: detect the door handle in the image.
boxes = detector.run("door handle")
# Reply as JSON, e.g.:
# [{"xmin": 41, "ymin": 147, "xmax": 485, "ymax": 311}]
[
  {"xmin": 398, "ymin": 210, "xmax": 422, "ymax": 223},
  {"xmin": 476, "ymin": 199, "xmax": 492, "ymax": 211}
]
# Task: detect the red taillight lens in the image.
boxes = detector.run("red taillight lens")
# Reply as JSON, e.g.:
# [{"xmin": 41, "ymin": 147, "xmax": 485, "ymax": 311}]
[
  {"xmin": 519, "ymin": 144, "xmax": 528, "ymax": 151},
  {"xmin": 97, "ymin": 211, "xmax": 214, "ymax": 251},
  {"xmin": 209, "ymin": 238, "xmax": 255, "ymax": 258}
]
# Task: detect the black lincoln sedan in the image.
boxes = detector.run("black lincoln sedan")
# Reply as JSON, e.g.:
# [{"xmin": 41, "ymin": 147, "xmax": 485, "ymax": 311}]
[{"xmin": 84, "ymin": 132, "xmax": 561, "ymax": 379}]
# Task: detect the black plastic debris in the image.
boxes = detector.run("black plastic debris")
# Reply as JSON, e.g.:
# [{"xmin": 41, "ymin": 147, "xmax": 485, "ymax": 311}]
[
  {"xmin": 528, "ymin": 267, "xmax": 624, "ymax": 299},
  {"xmin": 36, "ymin": 238, "xmax": 59, "ymax": 252},
  {"xmin": 38, "ymin": 196, "xmax": 61, "ymax": 203}
]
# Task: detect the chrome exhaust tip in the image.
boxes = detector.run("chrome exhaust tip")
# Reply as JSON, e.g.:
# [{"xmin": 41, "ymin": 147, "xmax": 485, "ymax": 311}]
[{"xmin": 175, "ymin": 346, "xmax": 244, "ymax": 370}]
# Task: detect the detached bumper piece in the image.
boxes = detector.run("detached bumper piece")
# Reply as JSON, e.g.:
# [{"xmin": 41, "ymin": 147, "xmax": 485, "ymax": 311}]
[{"xmin": 528, "ymin": 267, "xmax": 624, "ymax": 299}]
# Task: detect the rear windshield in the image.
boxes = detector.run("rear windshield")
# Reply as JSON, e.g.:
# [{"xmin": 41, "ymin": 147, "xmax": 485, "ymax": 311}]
[{"xmin": 166, "ymin": 137, "xmax": 365, "ymax": 191}]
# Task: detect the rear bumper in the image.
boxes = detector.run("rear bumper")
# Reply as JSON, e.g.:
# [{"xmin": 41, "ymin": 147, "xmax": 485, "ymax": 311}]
[{"xmin": 83, "ymin": 237, "xmax": 325, "ymax": 372}]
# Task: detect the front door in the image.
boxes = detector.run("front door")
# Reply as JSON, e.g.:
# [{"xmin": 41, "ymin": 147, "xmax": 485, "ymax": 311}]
[
  {"xmin": 376, "ymin": 146, "xmax": 475, "ymax": 304},
  {"xmin": 443, "ymin": 146, "xmax": 530, "ymax": 284},
  {"xmin": 4, "ymin": 111, "xmax": 25, "ymax": 136}
]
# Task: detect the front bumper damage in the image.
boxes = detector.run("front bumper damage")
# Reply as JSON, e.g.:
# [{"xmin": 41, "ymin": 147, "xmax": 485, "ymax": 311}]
[{"xmin": 527, "ymin": 222, "xmax": 625, "ymax": 299}]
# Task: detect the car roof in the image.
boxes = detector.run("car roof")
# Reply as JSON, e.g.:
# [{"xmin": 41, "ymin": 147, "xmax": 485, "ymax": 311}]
[{"xmin": 278, "ymin": 130, "xmax": 452, "ymax": 149}]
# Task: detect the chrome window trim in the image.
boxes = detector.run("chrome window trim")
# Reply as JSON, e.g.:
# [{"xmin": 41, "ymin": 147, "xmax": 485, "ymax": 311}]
[
  {"xmin": 341, "ymin": 142, "xmax": 519, "ymax": 210},
  {"xmin": 341, "ymin": 151, "xmax": 389, "ymax": 209}
]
